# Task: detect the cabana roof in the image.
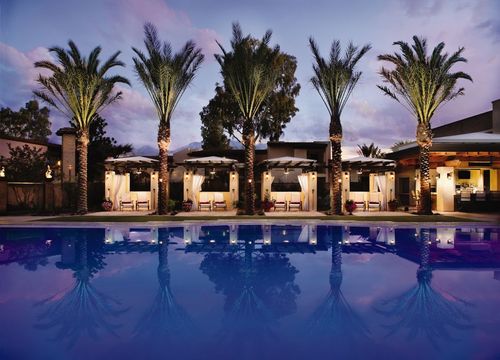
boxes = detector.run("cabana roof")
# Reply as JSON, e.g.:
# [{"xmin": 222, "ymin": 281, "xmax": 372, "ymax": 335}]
[
  {"xmin": 342, "ymin": 156, "xmax": 395, "ymax": 171},
  {"xmin": 105, "ymin": 156, "xmax": 158, "ymax": 165},
  {"xmin": 260, "ymin": 156, "xmax": 317, "ymax": 169},
  {"xmin": 181, "ymin": 156, "xmax": 240, "ymax": 169}
]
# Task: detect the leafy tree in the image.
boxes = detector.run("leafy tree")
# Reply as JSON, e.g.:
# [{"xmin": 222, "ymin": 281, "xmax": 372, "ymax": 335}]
[
  {"xmin": 34, "ymin": 41, "xmax": 129, "ymax": 214},
  {"xmin": 215, "ymin": 23, "xmax": 282, "ymax": 215},
  {"xmin": 132, "ymin": 22, "xmax": 204, "ymax": 215},
  {"xmin": 0, "ymin": 100, "xmax": 51, "ymax": 141},
  {"xmin": 86, "ymin": 115, "xmax": 133, "ymax": 182},
  {"xmin": 0, "ymin": 144, "xmax": 46, "ymax": 182},
  {"xmin": 202, "ymin": 49, "xmax": 300, "ymax": 150},
  {"xmin": 378, "ymin": 36, "xmax": 471, "ymax": 214},
  {"xmin": 357, "ymin": 142, "xmax": 385, "ymax": 158},
  {"xmin": 309, "ymin": 38, "xmax": 371, "ymax": 214},
  {"xmin": 200, "ymin": 85, "xmax": 231, "ymax": 150}
]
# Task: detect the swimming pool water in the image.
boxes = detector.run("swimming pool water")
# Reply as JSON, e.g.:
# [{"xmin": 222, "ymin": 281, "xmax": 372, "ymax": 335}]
[{"xmin": 0, "ymin": 223, "xmax": 499, "ymax": 360}]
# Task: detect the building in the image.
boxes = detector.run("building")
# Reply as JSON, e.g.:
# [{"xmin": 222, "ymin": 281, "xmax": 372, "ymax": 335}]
[{"xmin": 388, "ymin": 99, "xmax": 500, "ymax": 212}]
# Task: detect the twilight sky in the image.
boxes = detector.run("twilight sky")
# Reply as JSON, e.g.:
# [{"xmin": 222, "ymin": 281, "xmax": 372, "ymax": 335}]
[{"xmin": 1, "ymin": 0, "xmax": 499, "ymax": 157}]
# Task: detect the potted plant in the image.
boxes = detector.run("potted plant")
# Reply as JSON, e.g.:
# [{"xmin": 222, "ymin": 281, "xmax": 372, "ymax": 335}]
[
  {"xmin": 388, "ymin": 199, "xmax": 399, "ymax": 211},
  {"xmin": 344, "ymin": 200, "xmax": 357, "ymax": 215},
  {"xmin": 102, "ymin": 198, "xmax": 113, "ymax": 211},
  {"xmin": 261, "ymin": 190, "xmax": 274, "ymax": 212},
  {"xmin": 182, "ymin": 199, "xmax": 193, "ymax": 212}
]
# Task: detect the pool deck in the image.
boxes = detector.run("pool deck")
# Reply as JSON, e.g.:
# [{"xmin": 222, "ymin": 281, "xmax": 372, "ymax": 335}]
[{"xmin": 0, "ymin": 209, "xmax": 498, "ymax": 227}]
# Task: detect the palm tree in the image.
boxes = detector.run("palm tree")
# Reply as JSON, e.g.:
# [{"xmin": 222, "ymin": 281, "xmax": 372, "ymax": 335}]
[
  {"xmin": 215, "ymin": 23, "xmax": 281, "ymax": 215},
  {"xmin": 378, "ymin": 36, "xmax": 472, "ymax": 214},
  {"xmin": 34, "ymin": 41, "xmax": 129, "ymax": 214},
  {"xmin": 309, "ymin": 38, "xmax": 371, "ymax": 214},
  {"xmin": 133, "ymin": 23, "xmax": 204, "ymax": 214},
  {"xmin": 357, "ymin": 142, "xmax": 385, "ymax": 158}
]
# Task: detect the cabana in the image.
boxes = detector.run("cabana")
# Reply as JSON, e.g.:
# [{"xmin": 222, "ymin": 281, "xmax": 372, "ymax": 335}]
[
  {"xmin": 341, "ymin": 156, "xmax": 396, "ymax": 211},
  {"xmin": 181, "ymin": 156, "xmax": 240, "ymax": 211},
  {"xmin": 104, "ymin": 156, "xmax": 159, "ymax": 211},
  {"xmin": 259, "ymin": 156, "xmax": 318, "ymax": 211}
]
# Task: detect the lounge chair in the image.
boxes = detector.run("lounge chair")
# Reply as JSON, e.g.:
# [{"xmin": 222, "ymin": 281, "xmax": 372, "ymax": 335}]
[
  {"xmin": 288, "ymin": 193, "xmax": 302, "ymax": 211},
  {"xmin": 136, "ymin": 200, "xmax": 150, "ymax": 211},
  {"xmin": 368, "ymin": 192, "xmax": 381, "ymax": 211},
  {"xmin": 273, "ymin": 193, "xmax": 287, "ymax": 211},
  {"xmin": 351, "ymin": 193, "xmax": 365, "ymax": 211},
  {"xmin": 198, "ymin": 193, "xmax": 212, "ymax": 211},
  {"xmin": 120, "ymin": 197, "xmax": 134, "ymax": 211},
  {"xmin": 213, "ymin": 192, "xmax": 227, "ymax": 210}
]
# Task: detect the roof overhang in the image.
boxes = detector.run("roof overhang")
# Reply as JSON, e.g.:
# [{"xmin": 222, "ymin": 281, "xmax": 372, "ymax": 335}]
[{"xmin": 259, "ymin": 156, "xmax": 317, "ymax": 169}]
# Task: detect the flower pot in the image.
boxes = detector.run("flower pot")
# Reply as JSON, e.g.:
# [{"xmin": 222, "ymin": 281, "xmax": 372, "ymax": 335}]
[
  {"xmin": 102, "ymin": 201, "xmax": 113, "ymax": 211},
  {"xmin": 344, "ymin": 202, "xmax": 357, "ymax": 215},
  {"xmin": 182, "ymin": 202, "xmax": 193, "ymax": 212}
]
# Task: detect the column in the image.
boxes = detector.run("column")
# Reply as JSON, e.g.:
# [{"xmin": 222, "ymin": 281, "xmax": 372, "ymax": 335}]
[
  {"xmin": 385, "ymin": 171, "xmax": 396, "ymax": 201},
  {"xmin": 341, "ymin": 171, "xmax": 350, "ymax": 205},
  {"xmin": 261, "ymin": 170, "xmax": 272, "ymax": 201},
  {"xmin": 150, "ymin": 171, "xmax": 158, "ymax": 210},
  {"xmin": 183, "ymin": 170, "xmax": 192, "ymax": 202},
  {"xmin": 308, "ymin": 171, "xmax": 318, "ymax": 211},
  {"xmin": 436, "ymin": 166, "xmax": 455, "ymax": 212}
]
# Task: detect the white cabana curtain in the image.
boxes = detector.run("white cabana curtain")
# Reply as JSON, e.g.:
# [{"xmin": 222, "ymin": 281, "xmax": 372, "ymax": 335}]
[
  {"xmin": 191, "ymin": 175, "xmax": 205, "ymax": 209},
  {"xmin": 297, "ymin": 174, "xmax": 309, "ymax": 210},
  {"xmin": 112, "ymin": 175, "xmax": 127, "ymax": 210},
  {"xmin": 375, "ymin": 175, "xmax": 387, "ymax": 210}
]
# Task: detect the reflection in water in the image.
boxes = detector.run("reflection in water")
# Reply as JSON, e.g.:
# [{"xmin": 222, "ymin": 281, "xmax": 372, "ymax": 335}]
[
  {"xmin": 34, "ymin": 234, "xmax": 127, "ymax": 348},
  {"xmin": 376, "ymin": 229, "xmax": 472, "ymax": 348},
  {"xmin": 196, "ymin": 225, "xmax": 300, "ymax": 356},
  {"xmin": 134, "ymin": 229, "xmax": 193, "ymax": 339},
  {"xmin": 307, "ymin": 227, "xmax": 370, "ymax": 353}
]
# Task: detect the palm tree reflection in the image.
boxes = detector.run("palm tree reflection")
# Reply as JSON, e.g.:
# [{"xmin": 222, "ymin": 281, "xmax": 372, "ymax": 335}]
[
  {"xmin": 308, "ymin": 227, "xmax": 369, "ymax": 347},
  {"xmin": 35, "ymin": 234, "xmax": 127, "ymax": 348},
  {"xmin": 134, "ymin": 229, "xmax": 193, "ymax": 339},
  {"xmin": 376, "ymin": 229, "xmax": 472, "ymax": 348},
  {"xmin": 200, "ymin": 230, "xmax": 299, "ymax": 352}
]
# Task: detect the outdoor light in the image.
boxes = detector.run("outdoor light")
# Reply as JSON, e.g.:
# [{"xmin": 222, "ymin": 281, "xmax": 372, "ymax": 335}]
[
  {"xmin": 338, "ymin": 178, "xmax": 342, "ymax": 183},
  {"xmin": 45, "ymin": 165, "xmax": 53, "ymax": 179},
  {"xmin": 357, "ymin": 169, "xmax": 363, "ymax": 175},
  {"xmin": 248, "ymin": 178, "xmax": 252, "ymax": 183},
  {"xmin": 264, "ymin": 239, "xmax": 271, "ymax": 245},
  {"xmin": 390, "ymin": 173, "xmax": 394, "ymax": 180},
  {"xmin": 210, "ymin": 168, "xmax": 216, "ymax": 175},
  {"xmin": 436, "ymin": 173, "xmax": 440, "ymax": 179},
  {"xmin": 284, "ymin": 168, "xmax": 289, "ymax": 175},
  {"xmin": 0, "ymin": 166, "xmax": 6, "ymax": 178},
  {"xmin": 265, "ymin": 172, "xmax": 269, "ymax": 179},
  {"xmin": 447, "ymin": 172, "xmax": 452, "ymax": 180}
]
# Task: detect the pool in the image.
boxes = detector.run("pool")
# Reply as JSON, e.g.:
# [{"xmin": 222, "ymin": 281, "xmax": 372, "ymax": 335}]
[{"xmin": 0, "ymin": 222, "xmax": 499, "ymax": 359}]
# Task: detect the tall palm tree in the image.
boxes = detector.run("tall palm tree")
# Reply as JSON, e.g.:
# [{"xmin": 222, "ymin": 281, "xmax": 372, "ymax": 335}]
[
  {"xmin": 133, "ymin": 23, "xmax": 204, "ymax": 214},
  {"xmin": 34, "ymin": 41, "xmax": 129, "ymax": 214},
  {"xmin": 378, "ymin": 36, "xmax": 472, "ymax": 214},
  {"xmin": 215, "ymin": 23, "xmax": 281, "ymax": 215},
  {"xmin": 309, "ymin": 38, "xmax": 371, "ymax": 214},
  {"xmin": 357, "ymin": 142, "xmax": 385, "ymax": 158}
]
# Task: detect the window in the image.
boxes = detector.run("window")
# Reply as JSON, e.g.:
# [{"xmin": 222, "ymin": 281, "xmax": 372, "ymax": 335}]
[
  {"xmin": 201, "ymin": 170, "xmax": 229, "ymax": 191},
  {"xmin": 130, "ymin": 172, "xmax": 151, "ymax": 191},
  {"xmin": 271, "ymin": 182, "xmax": 301, "ymax": 192},
  {"xmin": 350, "ymin": 175, "xmax": 369, "ymax": 192}
]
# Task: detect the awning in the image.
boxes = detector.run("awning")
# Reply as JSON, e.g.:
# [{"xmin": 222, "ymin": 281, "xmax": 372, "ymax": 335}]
[
  {"xmin": 182, "ymin": 156, "xmax": 239, "ymax": 168},
  {"xmin": 260, "ymin": 156, "xmax": 317, "ymax": 169},
  {"xmin": 105, "ymin": 156, "xmax": 159, "ymax": 171},
  {"xmin": 342, "ymin": 156, "xmax": 395, "ymax": 171}
]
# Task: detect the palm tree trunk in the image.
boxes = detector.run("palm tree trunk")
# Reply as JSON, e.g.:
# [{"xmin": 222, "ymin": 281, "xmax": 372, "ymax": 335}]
[
  {"xmin": 243, "ymin": 119, "xmax": 255, "ymax": 215},
  {"xmin": 158, "ymin": 122, "xmax": 170, "ymax": 215},
  {"xmin": 329, "ymin": 114, "xmax": 343, "ymax": 215},
  {"xmin": 416, "ymin": 122, "xmax": 433, "ymax": 215},
  {"xmin": 76, "ymin": 130, "xmax": 89, "ymax": 214}
]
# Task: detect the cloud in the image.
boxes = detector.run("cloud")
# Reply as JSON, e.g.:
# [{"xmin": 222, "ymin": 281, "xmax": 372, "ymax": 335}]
[
  {"xmin": 100, "ymin": 0, "xmax": 222, "ymax": 59},
  {"xmin": 398, "ymin": 0, "xmax": 444, "ymax": 17},
  {"xmin": 0, "ymin": 42, "xmax": 52, "ymax": 108}
]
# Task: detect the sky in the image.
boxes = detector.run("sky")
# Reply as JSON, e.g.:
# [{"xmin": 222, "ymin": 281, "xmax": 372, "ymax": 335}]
[{"xmin": 1, "ymin": 0, "xmax": 499, "ymax": 157}]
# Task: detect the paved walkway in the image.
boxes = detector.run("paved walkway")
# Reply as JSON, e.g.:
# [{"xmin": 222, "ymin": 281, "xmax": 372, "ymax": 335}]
[
  {"xmin": 352, "ymin": 211, "xmax": 415, "ymax": 217},
  {"xmin": 265, "ymin": 211, "xmax": 326, "ymax": 217}
]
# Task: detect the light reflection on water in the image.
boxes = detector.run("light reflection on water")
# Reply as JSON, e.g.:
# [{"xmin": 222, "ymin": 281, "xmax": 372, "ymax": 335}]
[{"xmin": 0, "ymin": 224, "xmax": 499, "ymax": 360}]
